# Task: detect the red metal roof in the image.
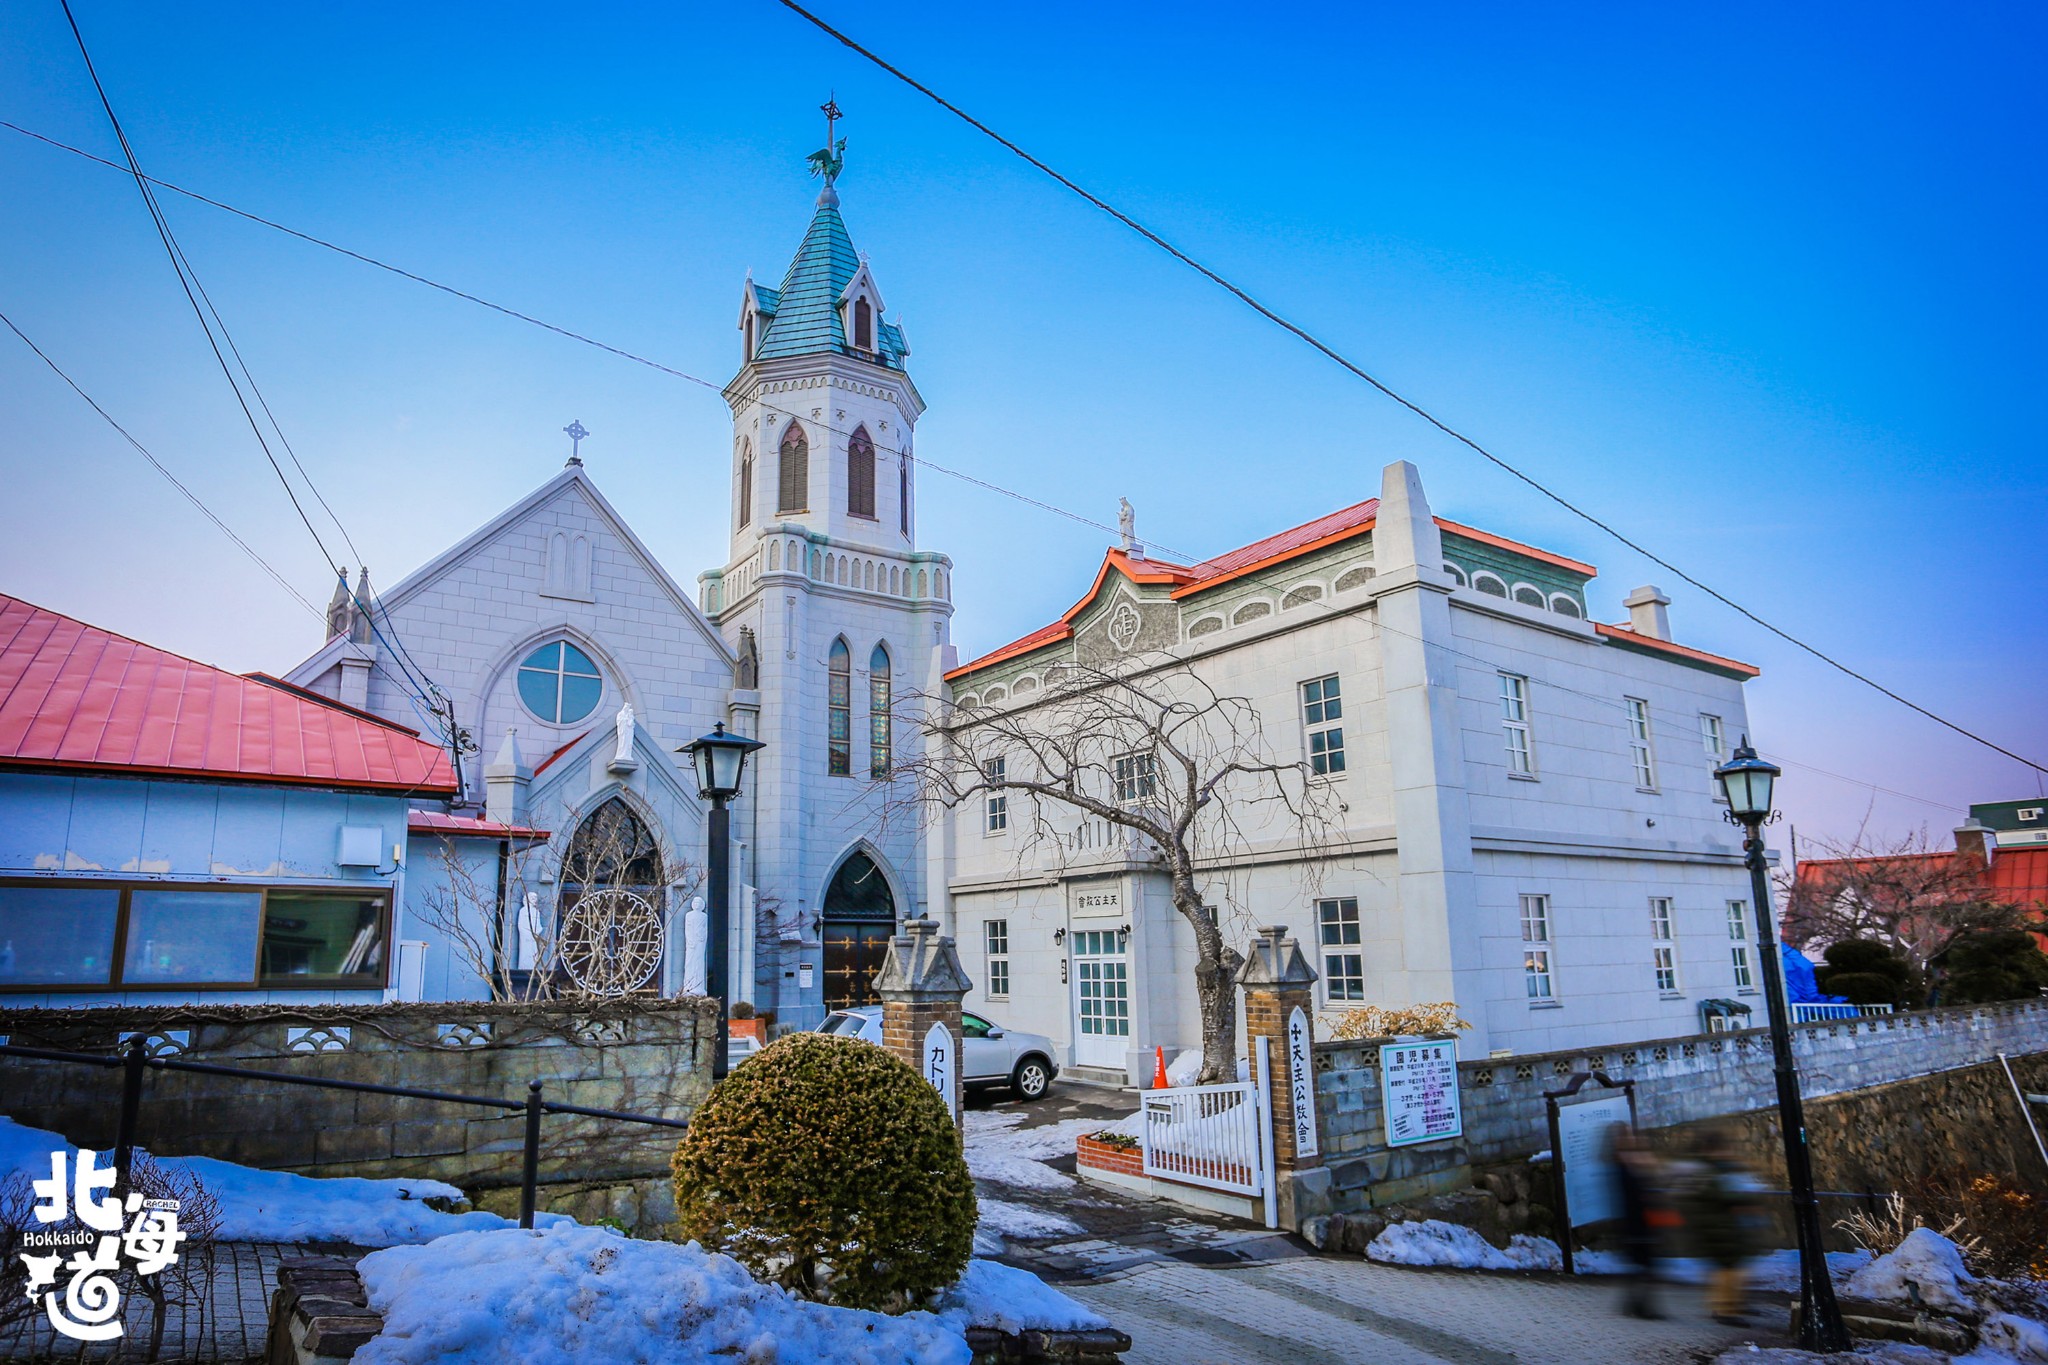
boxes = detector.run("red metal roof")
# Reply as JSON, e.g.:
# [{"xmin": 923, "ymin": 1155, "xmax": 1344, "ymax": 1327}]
[
  {"xmin": 0, "ymin": 593, "xmax": 457, "ymax": 794},
  {"xmin": 408, "ymin": 810, "xmax": 550, "ymax": 840},
  {"xmin": 1593, "ymin": 622, "xmax": 1760, "ymax": 678}
]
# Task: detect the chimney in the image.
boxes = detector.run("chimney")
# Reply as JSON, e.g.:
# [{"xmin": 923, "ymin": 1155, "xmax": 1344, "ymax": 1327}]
[
  {"xmin": 1624, "ymin": 585, "xmax": 1672, "ymax": 641},
  {"xmin": 1953, "ymin": 819, "xmax": 1996, "ymax": 870},
  {"xmin": 485, "ymin": 728, "xmax": 532, "ymax": 826}
]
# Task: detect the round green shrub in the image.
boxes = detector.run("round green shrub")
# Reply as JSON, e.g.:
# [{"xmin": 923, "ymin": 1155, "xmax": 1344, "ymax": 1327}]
[
  {"xmin": 671, "ymin": 1030, "xmax": 976, "ymax": 1311},
  {"xmin": 1817, "ymin": 939, "xmax": 1918, "ymax": 1005}
]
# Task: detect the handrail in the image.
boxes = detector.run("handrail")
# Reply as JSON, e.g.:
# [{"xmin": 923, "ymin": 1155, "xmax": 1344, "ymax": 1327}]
[{"xmin": 0, "ymin": 1039, "xmax": 690, "ymax": 1227}]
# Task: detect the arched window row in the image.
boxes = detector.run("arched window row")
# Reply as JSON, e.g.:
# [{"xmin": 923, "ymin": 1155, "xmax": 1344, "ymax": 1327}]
[
  {"xmin": 826, "ymin": 636, "xmax": 899, "ymax": 779},
  {"xmin": 1446, "ymin": 561, "xmax": 1586, "ymax": 619}
]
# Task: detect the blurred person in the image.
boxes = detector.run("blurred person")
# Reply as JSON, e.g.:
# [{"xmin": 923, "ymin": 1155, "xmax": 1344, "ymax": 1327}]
[
  {"xmin": 1607, "ymin": 1124, "xmax": 1670, "ymax": 1319},
  {"xmin": 1683, "ymin": 1129, "xmax": 1768, "ymax": 1324}
]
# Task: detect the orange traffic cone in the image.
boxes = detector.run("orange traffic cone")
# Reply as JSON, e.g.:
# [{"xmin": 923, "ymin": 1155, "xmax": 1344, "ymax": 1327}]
[{"xmin": 1151, "ymin": 1045, "xmax": 1170, "ymax": 1089}]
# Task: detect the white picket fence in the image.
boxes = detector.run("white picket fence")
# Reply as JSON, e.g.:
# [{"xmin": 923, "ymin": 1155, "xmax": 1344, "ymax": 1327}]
[
  {"xmin": 1791, "ymin": 1002, "xmax": 1895, "ymax": 1024},
  {"xmin": 1138, "ymin": 1035, "xmax": 1276, "ymax": 1226}
]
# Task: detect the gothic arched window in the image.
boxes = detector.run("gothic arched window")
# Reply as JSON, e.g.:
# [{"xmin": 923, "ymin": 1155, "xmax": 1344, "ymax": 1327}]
[
  {"xmin": 869, "ymin": 642, "xmax": 892, "ymax": 778},
  {"xmin": 853, "ymin": 296, "xmax": 874, "ymax": 351},
  {"xmin": 899, "ymin": 454, "xmax": 910, "ymax": 536},
  {"xmin": 737, "ymin": 439, "xmax": 753, "ymax": 529},
  {"xmin": 778, "ymin": 421, "xmax": 808, "ymax": 514},
  {"xmin": 848, "ymin": 425, "xmax": 876, "ymax": 519},
  {"xmin": 827, "ymin": 637, "xmax": 852, "ymax": 776}
]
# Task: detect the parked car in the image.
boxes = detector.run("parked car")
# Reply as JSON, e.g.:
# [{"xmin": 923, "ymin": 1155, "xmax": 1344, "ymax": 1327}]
[{"xmin": 817, "ymin": 1006, "xmax": 1060, "ymax": 1100}]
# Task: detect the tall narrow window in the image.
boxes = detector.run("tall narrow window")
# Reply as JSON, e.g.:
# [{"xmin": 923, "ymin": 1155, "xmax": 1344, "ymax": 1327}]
[
  {"xmin": 899, "ymin": 454, "xmax": 911, "ymax": 535},
  {"xmin": 1727, "ymin": 900, "xmax": 1754, "ymax": 989},
  {"xmin": 1318, "ymin": 897, "xmax": 1364, "ymax": 1002},
  {"xmin": 1499, "ymin": 673, "xmax": 1534, "ymax": 776},
  {"xmin": 847, "ymin": 426, "xmax": 876, "ymax": 519},
  {"xmin": 1650, "ymin": 896, "xmax": 1679, "ymax": 992},
  {"xmin": 1700, "ymin": 713, "xmax": 1727, "ymax": 799},
  {"xmin": 985, "ymin": 919, "xmax": 1010, "ymax": 998},
  {"xmin": 778, "ymin": 421, "xmax": 808, "ymax": 514},
  {"xmin": 827, "ymin": 637, "xmax": 851, "ymax": 776},
  {"xmin": 985, "ymin": 757, "xmax": 1008, "ymax": 834},
  {"xmin": 1625, "ymin": 697, "xmax": 1657, "ymax": 789},
  {"xmin": 853, "ymin": 296, "xmax": 874, "ymax": 351},
  {"xmin": 1113, "ymin": 751, "xmax": 1157, "ymax": 805},
  {"xmin": 868, "ymin": 642, "xmax": 892, "ymax": 778},
  {"xmin": 737, "ymin": 440, "xmax": 753, "ymax": 529},
  {"xmin": 1521, "ymin": 893, "xmax": 1554, "ymax": 1000},
  {"xmin": 1301, "ymin": 675, "xmax": 1345, "ymax": 774}
]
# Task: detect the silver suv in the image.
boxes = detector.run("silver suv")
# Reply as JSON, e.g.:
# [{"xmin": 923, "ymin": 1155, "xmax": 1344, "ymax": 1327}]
[{"xmin": 818, "ymin": 1006, "xmax": 1060, "ymax": 1100}]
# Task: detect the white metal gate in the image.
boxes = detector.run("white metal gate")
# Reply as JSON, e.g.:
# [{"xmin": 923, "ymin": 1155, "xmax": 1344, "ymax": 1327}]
[{"xmin": 1139, "ymin": 1035, "xmax": 1276, "ymax": 1225}]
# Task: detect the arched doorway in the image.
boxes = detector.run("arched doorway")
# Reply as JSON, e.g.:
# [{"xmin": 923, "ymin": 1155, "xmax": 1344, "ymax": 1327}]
[
  {"xmin": 820, "ymin": 851, "xmax": 895, "ymax": 1010},
  {"xmin": 555, "ymin": 797, "xmax": 666, "ymax": 995}
]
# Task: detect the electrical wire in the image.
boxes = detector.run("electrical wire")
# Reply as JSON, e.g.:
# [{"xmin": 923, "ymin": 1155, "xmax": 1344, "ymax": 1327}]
[{"xmin": 766, "ymin": 0, "xmax": 2046, "ymax": 780}]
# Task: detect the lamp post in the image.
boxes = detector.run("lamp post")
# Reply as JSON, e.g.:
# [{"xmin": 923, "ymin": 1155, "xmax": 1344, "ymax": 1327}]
[
  {"xmin": 680, "ymin": 722, "xmax": 766, "ymax": 1080},
  {"xmin": 1714, "ymin": 742, "xmax": 1850, "ymax": 1352}
]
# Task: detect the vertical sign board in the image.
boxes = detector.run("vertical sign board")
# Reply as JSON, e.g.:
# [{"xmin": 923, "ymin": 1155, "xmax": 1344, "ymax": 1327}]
[
  {"xmin": 1286, "ymin": 1007, "xmax": 1319, "ymax": 1159},
  {"xmin": 922, "ymin": 1022, "xmax": 956, "ymax": 1113},
  {"xmin": 1379, "ymin": 1039, "xmax": 1463, "ymax": 1147},
  {"xmin": 1555, "ymin": 1094, "xmax": 1632, "ymax": 1228}
]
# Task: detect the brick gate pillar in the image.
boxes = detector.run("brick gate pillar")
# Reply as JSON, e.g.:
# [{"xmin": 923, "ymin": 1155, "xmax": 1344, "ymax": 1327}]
[
  {"xmin": 874, "ymin": 917, "xmax": 972, "ymax": 1128},
  {"xmin": 1236, "ymin": 924, "xmax": 1326, "ymax": 1227}
]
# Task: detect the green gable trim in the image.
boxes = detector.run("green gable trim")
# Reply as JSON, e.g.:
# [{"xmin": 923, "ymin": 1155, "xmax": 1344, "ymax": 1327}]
[
  {"xmin": 1442, "ymin": 531, "xmax": 1590, "ymax": 613},
  {"xmin": 1598, "ymin": 631, "xmax": 1754, "ymax": 681}
]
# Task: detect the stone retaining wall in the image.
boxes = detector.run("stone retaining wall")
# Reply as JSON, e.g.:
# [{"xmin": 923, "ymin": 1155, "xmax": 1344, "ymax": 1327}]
[
  {"xmin": 1306, "ymin": 997, "xmax": 2048, "ymax": 1213},
  {"xmin": 0, "ymin": 999, "xmax": 715, "ymax": 1198}
]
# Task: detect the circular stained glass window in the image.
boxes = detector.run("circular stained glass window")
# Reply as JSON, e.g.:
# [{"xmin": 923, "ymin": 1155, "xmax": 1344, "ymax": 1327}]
[{"xmin": 517, "ymin": 641, "xmax": 602, "ymax": 724}]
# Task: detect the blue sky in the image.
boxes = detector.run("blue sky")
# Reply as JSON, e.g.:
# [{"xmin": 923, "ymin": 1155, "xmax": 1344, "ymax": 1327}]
[{"xmin": 2, "ymin": 1, "xmax": 2042, "ymax": 844}]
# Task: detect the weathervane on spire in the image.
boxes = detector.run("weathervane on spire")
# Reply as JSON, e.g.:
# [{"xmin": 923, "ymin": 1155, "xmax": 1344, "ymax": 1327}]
[{"xmin": 808, "ymin": 95, "xmax": 846, "ymax": 190}]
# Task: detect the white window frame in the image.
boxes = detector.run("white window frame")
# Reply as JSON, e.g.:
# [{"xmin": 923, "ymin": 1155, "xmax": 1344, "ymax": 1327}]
[
  {"xmin": 985, "ymin": 919, "xmax": 1010, "ymax": 999},
  {"xmin": 1625, "ymin": 697, "xmax": 1658, "ymax": 790},
  {"xmin": 1700, "ymin": 713, "xmax": 1728, "ymax": 800},
  {"xmin": 1113, "ymin": 751, "xmax": 1157, "ymax": 805},
  {"xmin": 1301, "ymin": 674, "xmax": 1346, "ymax": 776},
  {"xmin": 1317, "ymin": 897, "xmax": 1364, "ymax": 1002},
  {"xmin": 1727, "ymin": 899, "xmax": 1754, "ymax": 990},
  {"xmin": 1649, "ymin": 896, "xmax": 1679, "ymax": 993},
  {"xmin": 1520, "ymin": 893, "xmax": 1554, "ymax": 1001},
  {"xmin": 984, "ymin": 757, "xmax": 1008, "ymax": 835},
  {"xmin": 1499, "ymin": 672, "xmax": 1535, "ymax": 777}
]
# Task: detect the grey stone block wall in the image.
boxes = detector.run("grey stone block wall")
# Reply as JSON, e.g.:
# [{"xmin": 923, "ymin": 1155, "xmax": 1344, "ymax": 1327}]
[
  {"xmin": 0, "ymin": 999, "xmax": 716, "ymax": 1191},
  {"xmin": 1312, "ymin": 997, "xmax": 2048, "ymax": 1186}
]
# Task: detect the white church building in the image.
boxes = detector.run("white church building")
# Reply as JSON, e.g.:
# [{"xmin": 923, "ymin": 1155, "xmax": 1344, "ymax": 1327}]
[{"xmin": 288, "ymin": 157, "xmax": 950, "ymax": 1028}]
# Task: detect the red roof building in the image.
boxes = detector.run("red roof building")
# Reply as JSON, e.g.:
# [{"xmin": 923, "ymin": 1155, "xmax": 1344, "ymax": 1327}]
[{"xmin": 0, "ymin": 593, "xmax": 455, "ymax": 794}]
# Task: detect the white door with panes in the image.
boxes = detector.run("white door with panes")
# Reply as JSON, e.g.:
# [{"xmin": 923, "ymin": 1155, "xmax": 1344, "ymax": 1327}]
[{"xmin": 1069, "ymin": 928, "xmax": 1130, "ymax": 1069}]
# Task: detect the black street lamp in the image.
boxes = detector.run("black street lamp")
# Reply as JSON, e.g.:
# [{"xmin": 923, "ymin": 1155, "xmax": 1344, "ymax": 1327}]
[
  {"xmin": 1714, "ymin": 741, "xmax": 1851, "ymax": 1352},
  {"xmin": 680, "ymin": 722, "xmax": 766, "ymax": 1080}
]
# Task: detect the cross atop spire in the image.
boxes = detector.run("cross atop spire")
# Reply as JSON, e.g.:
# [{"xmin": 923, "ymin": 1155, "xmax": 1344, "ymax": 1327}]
[
  {"xmin": 563, "ymin": 419, "xmax": 588, "ymax": 466},
  {"xmin": 807, "ymin": 96, "xmax": 847, "ymax": 205}
]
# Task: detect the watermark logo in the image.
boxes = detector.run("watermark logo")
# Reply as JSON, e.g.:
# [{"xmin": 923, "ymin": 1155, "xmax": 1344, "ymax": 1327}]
[{"xmin": 17, "ymin": 1148, "xmax": 184, "ymax": 1343}]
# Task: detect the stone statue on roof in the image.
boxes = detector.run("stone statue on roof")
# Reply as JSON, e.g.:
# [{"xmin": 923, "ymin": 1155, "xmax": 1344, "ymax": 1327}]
[{"xmin": 1119, "ymin": 498, "xmax": 1136, "ymax": 550}]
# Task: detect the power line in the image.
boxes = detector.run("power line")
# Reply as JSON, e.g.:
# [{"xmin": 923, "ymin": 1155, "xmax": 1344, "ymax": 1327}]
[{"xmin": 766, "ymin": 0, "xmax": 2047, "ymax": 781}]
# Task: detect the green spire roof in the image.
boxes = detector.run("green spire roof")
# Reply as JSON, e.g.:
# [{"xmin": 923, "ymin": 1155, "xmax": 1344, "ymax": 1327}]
[{"xmin": 751, "ymin": 196, "xmax": 907, "ymax": 369}]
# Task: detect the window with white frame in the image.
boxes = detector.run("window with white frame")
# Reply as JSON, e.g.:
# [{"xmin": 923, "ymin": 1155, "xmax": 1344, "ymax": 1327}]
[
  {"xmin": 1700, "ymin": 713, "xmax": 1728, "ymax": 798},
  {"xmin": 1301, "ymin": 675, "xmax": 1346, "ymax": 774},
  {"xmin": 1113, "ymin": 751, "xmax": 1157, "ymax": 805},
  {"xmin": 1520, "ymin": 893, "xmax": 1554, "ymax": 1000},
  {"xmin": 985, "ymin": 919, "xmax": 1010, "ymax": 998},
  {"xmin": 1727, "ymin": 899, "xmax": 1754, "ymax": 989},
  {"xmin": 1625, "ymin": 697, "xmax": 1657, "ymax": 789},
  {"xmin": 1650, "ymin": 896, "xmax": 1679, "ymax": 992},
  {"xmin": 984, "ymin": 757, "xmax": 1008, "ymax": 834},
  {"xmin": 1317, "ymin": 897, "xmax": 1364, "ymax": 1001},
  {"xmin": 1499, "ymin": 673, "xmax": 1534, "ymax": 776}
]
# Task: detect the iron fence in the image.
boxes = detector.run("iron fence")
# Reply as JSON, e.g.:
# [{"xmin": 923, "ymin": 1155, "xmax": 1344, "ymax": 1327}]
[{"xmin": 0, "ymin": 1040, "xmax": 690, "ymax": 1229}]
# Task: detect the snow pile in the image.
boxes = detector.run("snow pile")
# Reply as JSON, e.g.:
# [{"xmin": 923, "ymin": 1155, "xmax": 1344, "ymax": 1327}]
[
  {"xmin": 962, "ymin": 1112, "xmax": 1112, "ymax": 1192},
  {"xmin": 1844, "ymin": 1229, "xmax": 1978, "ymax": 1314},
  {"xmin": 935, "ymin": 1259, "xmax": 1109, "ymax": 1335},
  {"xmin": 977, "ymin": 1197, "xmax": 1082, "ymax": 1242},
  {"xmin": 0, "ymin": 1116, "xmax": 567, "ymax": 1246},
  {"xmin": 1164, "ymin": 1049, "xmax": 1204, "ymax": 1087},
  {"xmin": 1365, "ymin": 1220, "xmax": 1563, "ymax": 1272},
  {"xmin": 1977, "ymin": 1311, "xmax": 2048, "ymax": 1363},
  {"xmin": 357, "ymin": 1225, "xmax": 971, "ymax": 1365}
]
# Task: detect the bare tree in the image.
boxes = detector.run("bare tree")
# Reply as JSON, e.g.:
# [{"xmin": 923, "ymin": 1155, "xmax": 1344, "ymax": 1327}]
[
  {"xmin": 1782, "ymin": 827, "xmax": 2025, "ymax": 979},
  {"xmin": 415, "ymin": 803, "xmax": 701, "ymax": 1002},
  {"xmin": 894, "ymin": 655, "xmax": 1339, "ymax": 1083}
]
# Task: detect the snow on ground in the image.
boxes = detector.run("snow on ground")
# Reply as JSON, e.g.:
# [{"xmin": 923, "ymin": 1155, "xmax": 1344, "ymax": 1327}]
[
  {"xmin": 961, "ymin": 1111, "xmax": 1109, "ymax": 1192},
  {"xmin": 1845, "ymin": 1228, "xmax": 1977, "ymax": 1314},
  {"xmin": 356, "ymin": 1225, "xmax": 1108, "ymax": 1365},
  {"xmin": 978, "ymin": 1197, "xmax": 1084, "ymax": 1241},
  {"xmin": 0, "ymin": 1115, "xmax": 568, "ymax": 1247},
  {"xmin": 1365, "ymin": 1219, "xmax": 1564, "ymax": 1272}
]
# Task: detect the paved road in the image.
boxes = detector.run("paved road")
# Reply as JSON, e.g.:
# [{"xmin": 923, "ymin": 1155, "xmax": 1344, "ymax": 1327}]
[{"xmin": 969, "ymin": 1083, "xmax": 1787, "ymax": 1365}]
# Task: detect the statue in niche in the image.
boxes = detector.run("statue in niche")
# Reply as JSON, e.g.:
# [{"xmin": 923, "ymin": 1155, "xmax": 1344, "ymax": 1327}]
[{"xmin": 613, "ymin": 704, "xmax": 635, "ymax": 766}]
